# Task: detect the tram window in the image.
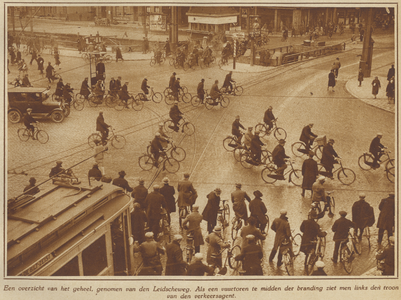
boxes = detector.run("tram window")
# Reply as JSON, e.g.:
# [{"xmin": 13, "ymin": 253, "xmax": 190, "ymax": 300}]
[
  {"xmin": 52, "ymin": 256, "xmax": 79, "ymax": 276},
  {"xmin": 82, "ymin": 235, "xmax": 107, "ymax": 275}
]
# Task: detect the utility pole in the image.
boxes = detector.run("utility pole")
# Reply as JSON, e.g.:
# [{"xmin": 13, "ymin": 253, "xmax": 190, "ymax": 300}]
[
  {"xmin": 142, "ymin": 6, "xmax": 147, "ymax": 37},
  {"xmin": 171, "ymin": 6, "xmax": 178, "ymax": 52},
  {"xmin": 30, "ymin": 7, "xmax": 33, "ymax": 32},
  {"xmin": 361, "ymin": 8, "xmax": 374, "ymax": 77}
]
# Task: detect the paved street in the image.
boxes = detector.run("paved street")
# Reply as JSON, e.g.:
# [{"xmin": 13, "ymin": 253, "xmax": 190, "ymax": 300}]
[{"xmin": 6, "ymin": 21, "xmax": 395, "ymax": 277}]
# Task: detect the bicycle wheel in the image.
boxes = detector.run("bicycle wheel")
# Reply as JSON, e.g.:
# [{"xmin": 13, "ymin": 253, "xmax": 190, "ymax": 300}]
[
  {"xmin": 205, "ymin": 98, "xmax": 215, "ymax": 110},
  {"xmin": 181, "ymin": 92, "xmax": 191, "ymax": 103},
  {"xmin": 164, "ymin": 120, "xmax": 174, "ymax": 134},
  {"xmin": 131, "ymin": 97, "xmax": 144, "ymax": 111},
  {"xmin": 88, "ymin": 96, "xmax": 100, "ymax": 107},
  {"xmin": 291, "ymin": 142, "xmax": 307, "ymax": 157},
  {"xmin": 164, "ymin": 157, "xmax": 180, "ymax": 173},
  {"xmin": 233, "ymin": 148, "xmax": 246, "ymax": 162},
  {"xmin": 223, "ymin": 203, "xmax": 230, "ymax": 230},
  {"xmin": 105, "ymin": 95, "xmax": 117, "ymax": 108},
  {"xmin": 340, "ymin": 245, "xmax": 353, "ymax": 274},
  {"xmin": 223, "ymin": 136, "xmax": 237, "ymax": 152},
  {"xmin": 165, "ymin": 94, "xmax": 175, "ymax": 105},
  {"xmin": 255, "ymin": 123, "xmax": 267, "ymax": 138},
  {"xmin": 306, "ymin": 251, "xmax": 317, "ymax": 275},
  {"xmin": 138, "ymin": 154, "xmax": 154, "ymax": 171},
  {"xmin": 220, "ymin": 96, "xmax": 230, "ymax": 108},
  {"xmin": 329, "ymin": 196, "xmax": 335, "ymax": 214},
  {"xmin": 88, "ymin": 133, "xmax": 102, "ymax": 148},
  {"xmin": 171, "ymin": 147, "xmax": 186, "ymax": 162},
  {"xmin": 358, "ymin": 153, "xmax": 374, "ymax": 170},
  {"xmin": 164, "ymin": 87, "xmax": 172, "ymax": 98},
  {"xmin": 283, "ymin": 252, "xmax": 294, "ymax": 275},
  {"xmin": 234, "ymin": 86, "xmax": 243, "ymax": 96},
  {"xmin": 220, "ymin": 86, "xmax": 228, "ymax": 94},
  {"xmin": 292, "ymin": 233, "xmax": 302, "ymax": 256},
  {"xmin": 111, "ymin": 135, "xmax": 126, "ymax": 149},
  {"xmin": 181, "ymin": 86, "xmax": 189, "ymax": 94},
  {"xmin": 152, "ymin": 92, "xmax": 163, "ymax": 103},
  {"xmin": 352, "ymin": 236, "xmax": 362, "ymax": 255},
  {"xmin": 73, "ymin": 98, "xmax": 85, "ymax": 111},
  {"xmin": 240, "ymin": 153, "xmax": 254, "ymax": 169},
  {"xmin": 191, "ymin": 95, "xmax": 202, "ymax": 107},
  {"xmin": 319, "ymin": 236, "xmax": 326, "ymax": 258},
  {"xmin": 182, "ymin": 122, "xmax": 195, "ymax": 136},
  {"xmin": 261, "ymin": 149, "xmax": 272, "ymax": 163},
  {"xmin": 150, "ymin": 57, "xmax": 156, "ymax": 67},
  {"xmin": 115, "ymin": 100, "xmax": 125, "ymax": 111},
  {"xmin": 386, "ymin": 166, "xmax": 395, "ymax": 183},
  {"xmin": 228, "ymin": 245, "xmax": 242, "ymax": 270},
  {"xmin": 18, "ymin": 128, "xmax": 30, "ymax": 142},
  {"xmin": 231, "ymin": 218, "xmax": 240, "ymax": 241},
  {"xmin": 315, "ymin": 145, "xmax": 324, "ymax": 160},
  {"xmin": 364, "ymin": 227, "xmax": 371, "ymax": 249},
  {"xmin": 36, "ymin": 130, "xmax": 49, "ymax": 144},
  {"xmin": 289, "ymin": 169, "xmax": 303, "ymax": 187},
  {"xmin": 337, "ymin": 168, "xmax": 356, "ymax": 185},
  {"xmin": 274, "ymin": 127, "xmax": 287, "ymax": 140},
  {"xmin": 261, "ymin": 166, "xmax": 277, "ymax": 184}
]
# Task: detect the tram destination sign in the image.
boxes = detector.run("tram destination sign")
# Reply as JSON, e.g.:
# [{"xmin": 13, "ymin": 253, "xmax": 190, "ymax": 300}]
[{"xmin": 18, "ymin": 253, "xmax": 54, "ymax": 276}]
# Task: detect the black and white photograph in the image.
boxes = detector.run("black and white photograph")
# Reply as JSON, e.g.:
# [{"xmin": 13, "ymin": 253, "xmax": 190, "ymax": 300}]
[{"xmin": 2, "ymin": 1, "xmax": 399, "ymax": 299}]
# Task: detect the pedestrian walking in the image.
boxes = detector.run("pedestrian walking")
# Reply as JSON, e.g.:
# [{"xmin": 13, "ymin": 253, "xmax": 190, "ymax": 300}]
[
  {"xmin": 332, "ymin": 57, "xmax": 341, "ymax": 78},
  {"xmin": 143, "ymin": 36, "xmax": 149, "ymax": 54},
  {"xmin": 202, "ymin": 188, "xmax": 222, "ymax": 234},
  {"xmin": 387, "ymin": 64, "xmax": 395, "ymax": 81},
  {"xmin": 54, "ymin": 51, "xmax": 61, "ymax": 69},
  {"xmin": 301, "ymin": 151, "xmax": 319, "ymax": 197},
  {"xmin": 328, "ymin": 69, "xmax": 336, "ymax": 92},
  {"xmin": 37, "ymin": 54, "xmax": 44, "ymax": 75},
  {"xmin": 358, "ymin": 68, "xmax": 364, "ymax": 86},
  {"xmin": 377, "ymin": 193, "xmax": 395, "ymax": 246},
  {"xmin": 116, "ymin": 46, "xmax": 123, "ymax": 62},
  {"xmin": 352, "ymin": 193, "xmax": 375, "ymax": 240},
  {"xmin": 331, "ymin": 211, "xmax": 355, "ymax": 263},
  {"xmin": 386, "ymin": 77, "xmax": 395, "ymax": 104},
  {"xmin": 131, "ymin": 178, "xmax": 148, "ymax": 209},
  {"xmin": 269, "ymin": 209, "xmax": 292, "ymax": 267},
  {"xmin": 46, "ymin": 62, "xmax": 54, "ymax": 83},
  {"xmin": 371, "ymin": 76, "xmax": 381, "ymax": 99},
  {"xmin": 165, "ymin": 235, "xmax": 187, "ymax": 275},
  {"xmin": 182, "ymin": 205, "xmax": 204, "ymax": 253}
]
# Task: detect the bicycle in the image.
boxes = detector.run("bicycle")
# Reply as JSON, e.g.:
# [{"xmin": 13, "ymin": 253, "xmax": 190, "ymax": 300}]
[
  {"xmin": 198, "ymin": 55, "xmax": 215, "ymax": 69},
  {"xmin": 158, "ymin": 208, "xmax": 171, "ymax": 244},
  {"xmin": 150, "ymin": 54, "xmax": 165, "ymax": 66},
  {"xmin": 339, "ymin": 230, "xmax": 359, "ymax": 274},
  {"xmin": 205, "ymin": 94, "xmax": 230, "ymax": 110},
  {"xmin": 18, "ymin": 124, "xmax": 49, "ymax": 144},
  {"xmin": 135, "ymin": 87, "xmax": 163, "ymax": 104},
  {"xmin": 231, "ymin": 213, "xmax": 269, "ymax": 241},
  {"xmin": 305, "ymin": 234, "xmax": 327, "ymax": 275},
  {"xmin": 115, "ymin": 94, "xmax": 144, "ymax": 111},
  {"xmin": 354, "ymin": 226, "xmax": 371, "ymax": 254},
  {"xmin": 138, "ymin": 152, "xmax": 180, "ymax": 173},
  {"xmin": 165, "ymin": 89, "xmax": 192, "ymax": 105},
  {"xmin": 255, "ymin": 118, "xmax": 287, "ymax": 141},
  {"xmin": 281, "ymin": 233, "xmax": 302, "ymax": 276},
  {"xmin": 220, "ymin": 82, "xmax": 244, "ymax": 96},
  {"xmin": 178, "ymin": 205, "xmax": 191, "ymax": 230},
  {"xmin": 185, "ymin": 231, "xmax": 195, "ymax": 263},
  {"xmin": 309, "ymin": 191, "xmax": 335, "ymax": 219},
  {"xmin": 217, "ymin": 200, "xmax": 230, "ymax": 237},
  {"xmin": 210, "ymin": 240, "xmax": 242, "ymax": 275},
  {"xmin": 237, "ymin": 148, "xmax": 273, "ymax": 169},
  {"xmin": 191, "ymin": 90, "xmax": 209, "ymax": 107},
  {"xmin": 358, "ymin": 149, "xmax": 394, "ymax": 183},
  {"xmin": 164, "ymin": 116, "xmax": 195, "ymax": 136},
  {"xmin": 147, "ymin": 140, "xmax": 186, "ymax": 162},
  {"xmin": 318, "ymin": 159, "xmax": 356, "ymax": 185},
  {"xmin": 218, "ymin": 55, "xmax": 229, "ymax": 68},
  {"xmin": 261, "ymin": 160, "xmax": 302, "ymax": 186},
  {"xmin": 88, "ymin": 127, "xmax": 126, "ymax": 149},
  {"xmin": 291, "ymin": 135, "xmax": 326, "ymax": 160}
]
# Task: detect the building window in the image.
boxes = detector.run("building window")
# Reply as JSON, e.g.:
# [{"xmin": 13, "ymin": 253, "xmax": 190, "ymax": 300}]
[
  {"xmin": 155, "ymin": 7, "xmax": 160, "ymax": 13},
  {"xmin": 82, "ymin": 235, "xmax": 107, "ymax": 275},
  {"xmin": 52, "ymin": 256, "xmax": 79, "ymax": 276}
]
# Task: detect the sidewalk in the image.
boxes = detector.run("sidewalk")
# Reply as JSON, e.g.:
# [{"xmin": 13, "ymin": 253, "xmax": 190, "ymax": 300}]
[{"xmin": 345, "ymin": 76, "xmax": 395, "ymax": 114}]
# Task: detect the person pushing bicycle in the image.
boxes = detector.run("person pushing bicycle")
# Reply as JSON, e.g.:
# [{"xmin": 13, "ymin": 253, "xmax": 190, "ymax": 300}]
[{"xmin": 23, "ymin": 108, "xmax": 37, "ymax": 139}]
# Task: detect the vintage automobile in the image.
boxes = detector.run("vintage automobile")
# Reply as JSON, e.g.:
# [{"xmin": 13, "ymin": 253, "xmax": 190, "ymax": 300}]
[{"xmin": 8, "ymin": 87, "xmax": 66, "ymax": 123}]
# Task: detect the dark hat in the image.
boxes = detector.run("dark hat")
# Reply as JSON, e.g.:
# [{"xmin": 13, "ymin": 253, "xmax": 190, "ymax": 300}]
[
  {"xmin": 29, "ymin": 177, "xmax": 36, "ymax": 183},
  {"xmin": 201, "ymin": 78, "xmax": 205, "ymax": 82},
  {"xmin": 119, "ymin": 170, "xmax": 126, "ymax": 176},
  {"xmin": 309, "ymin": 210, "xmax": 318, "ymax": 218},
  {"xmin": 173, "ymin": 72, "xmax": 176, "ymax": 75},
  {"xmin": 253, "ymin": 190, "xmax": 263, "ymax": 197},
  {"xmin": 308, "ymin": 151, "xmax": 314, "ymax": 157},
  {"xmin": 184, "ymin": 173, "xmax": 190, "ymax": 178},
  {"xmin": 144, "ymin": 78, "xmax": 147, "ymax": 81},
  {"xmin": 279, "ymin": 139, "xmax": 286, "ymax": 144},
  {"xmin": 339, "ymin": 211, "xmax": 347, "ymax": 217},
  {"xmin": 56, "ymin": 161, "xmax": 63, "ymax": 166}
]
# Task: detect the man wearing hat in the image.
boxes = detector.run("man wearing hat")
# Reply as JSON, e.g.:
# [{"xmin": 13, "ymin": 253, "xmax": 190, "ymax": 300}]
[
  {"xmin": 116, "ymin": 76, "xmax": 122, "ymax": 91},
  {"xmin": 49, "ymin": 161, "xmax": 65, "ymax": 178},
  {"xmin": 160, "ymin": 177, "xmax": 176, "ymax": 223},
  {"xmin": 96, "ymin": 111, "xmax": 110, "ymax": 145},
  {"xmin": 157, "ymin": 122, "xmax": 170, "ymax": 148},
  {"xmin": 222, "ymin": 71, "xmax": 234, "ymax": 94},
  {"xmin": 164, "ymin": 38, "xmax": 171, "ymax": 57},
  {"xmin": 210, "ymin": 79, "xmax": 221, "ymax": 104},
  {"xmin": 311, "ymin": 260, "xmax": 327, "ymax": 276},
  {"xmin": 131, "ymin": 203, "xmax": 147, "ymax": 244},
  {"xmin": 172, "ymin": 77, "xmax": 182, "ymax": 101},
  {"xmin": 321, "ymin": 138, "xmax": 339, "ymax": 179},
  {"xmin": 169, "ymin": 72, "xmax": 176, "ymax": 89},
  {"xmin": 300, "ymin": 123, "xmax": 318, "ymax": 151},
  {"xmin": 134, "ymin": 231, "xmax": 165, "ymax": 275},
  {"xmin": 243, "ymin": 127, "xmax": 254, "ymax": 150},
  {"xmin": 235, "ymin": 234, "xmax": 263, "ymax": 275},
  {"xmin": 250, "ymin": 130, "xmax": 265, "ymax": 163},
  {"xmin": 150, "ymin": 132, "xmax": 165, "ymax": 167},
  {"xmin": 183, "ymin": 206, "xmax": 204, "ymax": 253},
  {"xmin": 249, "ymin": 190, "xmax": 268, "ymax": 233},
  {"xmin": 109, "ymin": 77, "xmax": 116, "ymax": 95},
  {"xmin": 132, "ymin": 178, "xmax": 148, "ymax": 209},
  {"xmin": 55, "ymin": 78, "xmax": 64, "ymax": 98},
  {"xmin": 187, "ymin": 253, "xmax": 213, "ymax": 275},
  {"xmin": 202, "ymin": 188, "xmax": 222, "ymax": 234},
  {"xmin": 197, "ymin": 79, "xmax": 205, "ymax": 104},
  {"xmin": 112, "ymin": 170, "xmax": 133, "ymax": 192},
  {"xmin": 231, "ymin": 183, "xmax": 251, "ymax": 226},
  {"xmin": 23, "ymin": 177, "xmax": 40, "ymax": 195},
  {"xmin": 165, "ymin": 234, "xmax": 187, "ymax": 275},
  {"xmin": 352, "ymin": 193, "xmax": 375, "ymax": 240},
  {"xmin": 369, "ymin": 133, "xmax": 386, "ymax": 168},
  {"xmin": 169, "ymin": 101, "xmax": 183, "ymax": 132},
  {"xmin": 205, "ymin": 226, "xmax": 230, "ymax": 268},
  {"xmin": 145, "ymin": 185, "xmax": 167, "ymax": 239},
  {"xmin": 141, "ymin": 78, "xmax": 150, "ymax": 101},
  {"xmin": 80, "ymin": 77, "xmax": 91, "ymax": 99},
  {"xmin": 23, "ymin": 107, "xmax": 37, "ymax": 138},
  {"xmin": 301, "ymin": 151, "xmax": 319, "ymax": 197},
  {"xmin": 331, "ymin": 211, "xmax": 355, "ymax": 263},
  {"xmin": 271, "ymin": 139, "xmax": 290, "ymax": 180},
  {"xmin": 377, "ymin": 193, "xmax": 395, "ymax": 246},
  {"xmin": 376, "ymin": 236, "xmax": 395, "ymax": 275},
  {"xmin": 311, "ymin": 176, "xmax": 333, "ymax": 217},
  {"xmin": 240, "ymin": 216, "xmax": 266, "ymax": 249},
  {"xmin": 21, "ymin": 73, "xmax": 32, "ymax": 87},
  {"xmin": 119, "ymin": 81, "xmax": 130, "ymax": 107},
  {"xmin": 88, "ymin": 163, "xmax": 102, "ymax": 185},
  {"xmin": 263, "ymin": 106, "xmax": 275, "ymax": 132},
  {"xmin": 300, "ymin": 211, "xmax": 325, "ymax": 268},
  {"xmin": 96, "ymin": 58, "xmax": 105, "ymax": 81},
  {"xmin": 62, "ymin": 83, "xmax": 74, "ymax": 106},
  {"xmin": 232, "ymin": 115, "xmax": 245, "ymax": 145},
  {"xmin": 177, "ymin": 173, "xmax": 197, "ymax": 212},
  {"xmin": 269, "ymin": 210, "xmax": 292, "ymax": 267}
]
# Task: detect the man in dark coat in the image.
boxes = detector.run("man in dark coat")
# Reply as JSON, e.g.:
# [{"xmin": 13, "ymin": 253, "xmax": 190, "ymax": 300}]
[
  {"xmin": 202, "ymin": 188, "xmax": 222, "ymax": 233},
  {"xmin": 332, "ymin": 57, "xmax": 341, "ymax": 78},
  {"xmin": 269, "ymin": 209, "xmax": 292, "ymax": 267},
  {"xmin": 183, "ymin": 206, "xmax": 204, "ymax": 253},
  {"xmin": 249, "ymin": 190, "xmax": 268, "ymax": 233},
  {"xmin": 358, "ymin": 68, "xmax": 364, "ymax": 86},
  {"xmin": 112, "ymin": 170, "xmax": 133, "ymax": 192},
  {"xmin": 352, "ymin": 193, "xmax": 375, "ymax": 240},
  {"xmin": 386, "ymin": 78, "xmax": 395, "ymax": 103},
  {"xmin": 300, "ymin": 123, "xmax": 317, "ymax": 150},
  {"xmin": 165, "ymin": 235, "xmax": 187, "ymax": 275},
  {"xmin": 205, "ymin": 226, "xmax": 230, "ymax": 268},
  {"xmin": 23, "ymin": 177, "xmax": 40, "ymax": 195},
  {"xmin": 116, "ymin": 46, "xmax": 123, "ymax": 62},
  {"xmin": 80, "ymin": 77, "xmax": 91, "ymax": 99},
  {"xmin": 23, "ymin": 108, "xmax": 36, "ymax": 137},
  {"xmin": 141, "ymin": 78, "xmax": 150, "ymax": 101},
  {"xmin": 321, "ymin": 138, "xmax": 339, "ymax": 178},
  {"xmin": 172, "ymin": 77, "xmax": 182, "ymax": 101},
  {"xmin": 143, "ymin": 36, "xmax": 149, "ymax": 53},
  {"xmin": 37, "ymin": 55, "xmax": 44, "ymax": 74},
  {"xmin": 240, "ymin": 216, "xmax": 266, "ymax": 249},
  {"xmin": 177, "ymin": 173, "xmax": 197, "ymax": 210},
  {"xmin": 169, "ymin": 72, "xmax": 176, "ymax": 89},
  {"xmin": 377, "ymin": 193, "xmax": 395, "ymax": 246},
  {"xmin": 62, "ymin": 83, "xmax": 73, "ymax": 105},
  {"xmin": 132, "ymin": 178, "xmax": 148, "ymax": 209},
  {"xmin": 88, "ymin": 163, "xmax": 102, "ymax": 185},
  {"xmin": 169, "ymin": 101, "xmax": 183, "ymax": 132},
  {"xmin": 376, "ymin": 236, "xmax": 395, "ymax": 275},
  {"xmin": 263, "ymin": 106, "xmax": 275, "ymax": 131},
  {"xmin": 96, "ymin": 59, "xmax": 105, "ymax": 81},
  {"xmin": 369, "ymin": 133, "xmax": 385, "ymax": 168},
  {"xmin": 328, "ymin": 69, "xmax": 336, "ymax": 92},
  {"xmin": 116, "ymin": 76, "xmax": 122, "ymax": 91},
  {"xmin": 232, "ymin": 115, "xmax": 244, "ymax": 144},
  {"xmin": 96, "ymin": 111, "xmax": 110, "ymax": 144},
  {"xmin": 197, "ymin": 79, "xmax": 205, "ymax": 103},
  {"xmin": 145, "ymin": 185, "xmax": 167, "ymax": 239},
  {"xmin": 210, "ymin": 80, "xmax": 221, "ymax": 102},
  {"xmin": 222, "ymin": 71, "xmax": 234, "ymax": 93},
  {"xmin": 235, "ymin": 234, "xmax": 263, "ymax": 275},
  {"xmin": 387, "ymin": 64, "xmax": 395, "ymax": 81},
  {"xmin": 21, "ymin": 74, "xmax": 32, "ymax": 87},
  {"xmin": 46, "ymin": 62, "xmax": 54, "ymax": 83},
  {"xmin": 301, "ymin": 151, "xmax": 319, "ymax": 197},
  {"xmin": 55, "ymin": 78, "xmax": 64, "ymax": 97},
  {"xmin": 331, "ymin": 211, "xmax": 355, "ymax": 263},
  {"xmin": 250, "ymin": 131, "xmax": 264, "ymax": 162},
  {"xmin": 49, "ymin": 161, "xmax": 66, "ymax": 178},
  {"xmin": 29, "ymin": 49, "xmax": 37, "ymax": 65},
  {"xmin": 131, "ymin": 203, "xmax": 147, "ymax": 244},
  {"xmin": 300, "ymin": 211, "xmax": 324, "ymax": 266},
  {"xmin": 150, "ymin": 133, "xmax": 164, "ymax": 167},
  {"xmin": 160, "ymin": 177, "xmax": 176, "ymax": 223},
  {"xmin": 109, "ymin": 77, "xmax": 116, "ymax": 94},
  {"xmin": 272, "ymin": 139, "xmax": 290, "ymax": 179},
  {"xmin": 134, "ymin": 232, "xmax": 165, "ymax": 275},
  {"xmin": 164, "ymin": 38, "xmax": 171, "ymax": 56},
  {"xmin": 231, "ymin": 183, "xmax": 251, "ymax": 222},
  {"xmin": 187, "ymin": 253, "xmax": 213, "ymax": 275}
]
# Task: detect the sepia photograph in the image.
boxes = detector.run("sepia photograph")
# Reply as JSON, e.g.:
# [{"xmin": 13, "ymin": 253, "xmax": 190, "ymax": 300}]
[{"xmin": 1, "ymin": 1, "xmax": 399, "ymax": 299}]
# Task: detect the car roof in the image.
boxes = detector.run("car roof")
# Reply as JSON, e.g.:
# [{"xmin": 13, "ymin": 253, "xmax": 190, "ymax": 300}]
[{"xmin": 8, "ymin": 87, "xmax": 50, "ymax": 93}]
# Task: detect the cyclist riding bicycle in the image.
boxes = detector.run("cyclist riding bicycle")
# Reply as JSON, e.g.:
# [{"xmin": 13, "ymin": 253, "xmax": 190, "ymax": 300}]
[
  {"xmin": 154, "ymin": 48, "xmax": 162, "ymax": 64},
  {"xmin": 169, "ymin": 101, "xmax": 183, "ymax": 132},
  {"xmin": 150, "ymin": 132, "xmax": 165, "ymax": 167},
  {"xmin": 321, "ymin": 138, "xmax": 339, "ymax": 179},
  {"xmin": 209, "ymin": 80, "xmax": 221, "ymax": 105},
  {"xmin": 300, "ymin": 123, "xmax": 318, "ymax": 151},
  {"xmin": 80, "ymin": 77, "xmax": 91, "ymax": 100},
  {"xmin": 93, "ymin": 79, "xmax": 105, "ymax": 103},
  {"xmin": 231, "ymin": 183, "xmax": 251, "ymax": 229},
  {"xmin": 232, "ymin": 115, "xmax": 245, "ymax": 145},
  {"xmin": 23, "ymin": 108, "xmax": 37, "ymax": 139},
  {"xmin": 62, "ymin": 83, "xmax": 74, "ymax": 106},
  {"xmin": 369, "ymin": 133, "xmax": 386, "ymax": 169},
  {"xmin": 250, "ymin": 131, "xmax": 264, "ymax": 163},
  {"xmin": 331, "ymin": 211, "xmax": 355, "ymax": 263},
  {"xmin": 263, "ymin": 106, "xmax": 275, "ymax": 132},
  {"xmin": 222, "ymin": 71, "xmax": 235, "ymax": 94},
  {"xmin": 203, "ymin": 46, "xmax": 212, "ymax": 65},
  {"xmin": 109, "ymin": 77, "xmax": 118, "ymax": 97},
  {"xmin": 269, "ymin": 209, "xmax": 293, "ymax": 266},
  {"xmin": 141, "ymin": 78, "xmax": 150, "ymax": 101},
  {"xmin": 55, "ymin": 78, "xmax": 64, "ymax": 99},
  {"xmin": 271, "ymin": 139, "xmax": 289, "ymax": 180},
  {"xmin": 311, "ymin": 176, "xmax": 333, "ymax": 217},
  {"xmin": 119, "ymin": 82, "xmax": 130, "ymax": 107},
  {"xmin": 197, "ymin": 79, "xmax": 205, "ymax": 104}
]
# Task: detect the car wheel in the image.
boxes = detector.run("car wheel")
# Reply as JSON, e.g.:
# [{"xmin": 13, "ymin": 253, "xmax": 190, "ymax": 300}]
[
  {"xmin": 51, "ymin": 111, "xmax": 65, "ymax": 123},
  {"xmin": 8, "ymin": 110, "xmax": 22, "ymax": 123}
]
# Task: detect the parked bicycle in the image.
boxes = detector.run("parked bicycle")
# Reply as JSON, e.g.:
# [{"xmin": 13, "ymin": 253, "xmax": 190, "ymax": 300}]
[
  {"xmin": 358, "ymin": 149, "xmax": 394, "ymax": 183},
  {"xmin": 220, "ymin": 82, "xmax": 244, "ymax": 96},
  {"xmin": 261, "ymin": 159, "xmax": 302, "ymax": 186},
  {"xmin": 318, "ymin": 159, "xmax": 356, "ymax": 185},
  {"xmin": 88, "ymin": 127, "xmax": 126, "ymax": 149},
  {"xmin": 18, "ymin": 123, "xmax": 49, "ymax": 144},
  {"xmin": 291, "ymin": 135, "xmax": 326, "ymax": 160},
  {"xmin": 255, "ymin": 118, "xmax": 287, "ymax": 140},
  {"xmin": 164, "ymin": 116, "xmax": 195, "ymax": 136}
]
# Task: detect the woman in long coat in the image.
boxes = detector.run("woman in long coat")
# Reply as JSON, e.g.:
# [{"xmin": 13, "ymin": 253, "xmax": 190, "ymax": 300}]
[
  {"xmin": 301, "ymin": 151, "xmax": 319, "ymax": 197},
  {"xmin": 371, "ymin": 76, "xmax": 381, "ymax": 98},
  {"xmin": 327, "ymin": 69, "xmax": 336, "ymax": 91},
  {"xmin": 202, "ymin": 189, "xmax": 221, "ymax": 234}
]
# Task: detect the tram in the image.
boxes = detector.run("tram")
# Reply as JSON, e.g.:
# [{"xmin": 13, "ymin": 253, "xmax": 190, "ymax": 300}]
[{"xmin": 7, "ymin": 181, "xmax": 135, "ymax": 276}]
